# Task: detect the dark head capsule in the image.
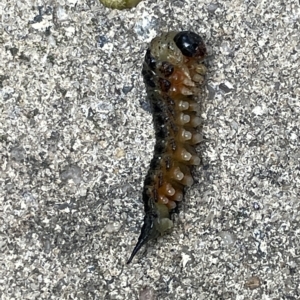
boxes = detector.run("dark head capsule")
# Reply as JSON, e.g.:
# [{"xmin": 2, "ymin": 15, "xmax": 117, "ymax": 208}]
[{"xmin": 174, "ymin": 31, "xmax": 207, "ymax": 58}]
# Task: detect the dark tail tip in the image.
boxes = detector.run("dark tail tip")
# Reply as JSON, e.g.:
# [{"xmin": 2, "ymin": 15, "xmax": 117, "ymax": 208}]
[
  {"xmin": 127, "ymin": 213, "xmax": 156, "ymax": 264},
  {"xmin": 126, "ymin": 237, "xmax": 147, "ymax": 264}
]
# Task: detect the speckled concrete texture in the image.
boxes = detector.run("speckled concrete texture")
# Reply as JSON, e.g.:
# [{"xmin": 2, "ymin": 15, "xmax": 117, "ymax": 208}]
[{"xmin": 0, "ymin": 0, "xmax": 299, "ymax": 299}]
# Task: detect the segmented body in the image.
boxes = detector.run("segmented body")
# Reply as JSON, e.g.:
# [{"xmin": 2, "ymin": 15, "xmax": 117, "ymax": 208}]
[{"xmin": 127, "ymin": 31, "xmax": 207, "ymax": 264}]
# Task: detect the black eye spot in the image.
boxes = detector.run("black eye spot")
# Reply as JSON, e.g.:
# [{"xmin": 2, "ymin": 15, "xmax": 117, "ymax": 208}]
[
  {"xmin": 174, "ymin": 31, "xmax": 207, "ymax": 58},
  {"xmin": 145, "ymin": 49, "xmax": 156, "ymax": 70}
]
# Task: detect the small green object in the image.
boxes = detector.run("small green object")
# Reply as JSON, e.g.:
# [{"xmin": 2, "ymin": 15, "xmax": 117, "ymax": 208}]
[{"xmin": 99, "ymin": 0, "xmax": 142, "ymax": 9}]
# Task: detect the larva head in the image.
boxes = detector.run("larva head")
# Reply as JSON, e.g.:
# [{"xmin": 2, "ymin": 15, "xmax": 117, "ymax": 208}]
[{"xmin": 174, "ymin": 31, "xmax": 207, "ymax": 59}]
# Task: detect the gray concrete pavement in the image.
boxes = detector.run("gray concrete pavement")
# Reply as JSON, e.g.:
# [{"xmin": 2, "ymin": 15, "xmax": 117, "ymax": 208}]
[{"xmin": 0, "ymin": 0, "xmax": 299, "ymax": 299}]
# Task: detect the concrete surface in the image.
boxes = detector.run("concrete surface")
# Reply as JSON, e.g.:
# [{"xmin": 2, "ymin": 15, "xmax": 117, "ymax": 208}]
[{"xmin": 0, "ymin": 0, "xmax": 299, "ymax": 299}]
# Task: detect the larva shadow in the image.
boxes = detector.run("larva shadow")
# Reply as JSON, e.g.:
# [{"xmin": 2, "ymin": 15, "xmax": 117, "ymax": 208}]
[{"xmin": 127, "ymin": 31, "xmax": 208, "ymax": 264}]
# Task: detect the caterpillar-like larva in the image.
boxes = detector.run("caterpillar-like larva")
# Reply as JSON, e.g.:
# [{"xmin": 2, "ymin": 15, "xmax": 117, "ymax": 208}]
[{"xmin": 127, "ymin": 31, "xmax": 207, "ymax": 264}]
